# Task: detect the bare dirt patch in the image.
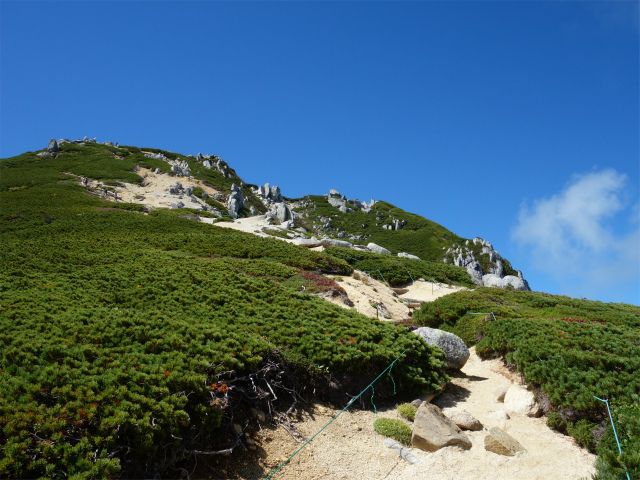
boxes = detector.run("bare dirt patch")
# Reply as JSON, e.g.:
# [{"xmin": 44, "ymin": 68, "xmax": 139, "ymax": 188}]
[{"xmin": 205, "ymin": 349, "xmax": 595, "ymax": 480}]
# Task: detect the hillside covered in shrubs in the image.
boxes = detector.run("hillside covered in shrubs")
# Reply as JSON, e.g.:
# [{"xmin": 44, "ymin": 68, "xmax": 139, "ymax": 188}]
[
  {"xmin": 1, "ymin": 141, "xmax": 638, "ymax": 479},
  {"xmin": 0, "ymin": 143, "xmax": 453, "ymax": 478}
]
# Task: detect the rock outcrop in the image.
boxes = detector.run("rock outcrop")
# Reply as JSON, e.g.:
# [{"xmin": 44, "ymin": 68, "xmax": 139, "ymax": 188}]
[
  {"xmin": 227, "ymin": 183, "xmax": 245, "ymax": 218},
  {"xmin": 367, "ymin": 243, "xmax": 391, "ymax": 255},
  {"xmin": 412, "ymin": 327, "xmax": 470, "ymax": 369},
  {"xmin": 47, "ymin": 138, "xmax": 59, "ymax": 153},
  {"xmin": 411, "ymin": 403, "xmax": 472, "ymax": 452},
  {"xmin": 443, "ymin": 237, "xmax": 531, "ymax": 290},
  {"xmin": 482, "ymin": 273, "xmax": 530, "ymax": 291}
]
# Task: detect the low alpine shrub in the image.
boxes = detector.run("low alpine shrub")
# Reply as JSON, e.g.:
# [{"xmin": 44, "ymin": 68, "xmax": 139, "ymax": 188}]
[
  {"xmin": 397, "ymin": 403, "xmax": 417, "ymax": 422},
  {"xmin": 374, "ymin": 418, "xmax": 412, "ymax": 445}
]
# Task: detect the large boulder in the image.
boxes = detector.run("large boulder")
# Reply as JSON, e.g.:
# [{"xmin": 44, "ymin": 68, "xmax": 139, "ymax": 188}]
[
  {"xmin": 367, "ymin": 243, "xmax": 391, "ymax": 255},
  {"xmin": 273, "ymin": 202, "xmax": 292, "ymax": 223},
  {"xmin": 504, "ymin": 386, "xmax": 542, "ymax": 417},
  {"xmin": 482, "ymin": 274, "xmax": 530, "ymax": 291},
  {"xmin": 296, "ymin": 237, "xmax": 323, "ymax": 248},
  {"xmin": 412, "ymin": 327, "xmax": 470, "ymax": 369},
  {"xmin": 411, "ymin": 403, "xmax": 472, "ymax": 452},
  {"xmin": 484, "ymin": 427, "xmax": 527, "ymax": 456},
  {"xmin": 320, "ymin": 238, "xmax": 353, "ymax": 249},
  {"xmin": 47, "ymin": 138, "xmax": 59, "ymax": 153}
]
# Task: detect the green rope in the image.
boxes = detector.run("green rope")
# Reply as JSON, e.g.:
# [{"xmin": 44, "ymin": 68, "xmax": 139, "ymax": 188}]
[
  {"xmin": 264, "ymin": 348, "xmax": 408, "ymax": 480},
  {"xmin": 594, "ymin": 396, "xmax": 631, "ymax": 480},
  {"xmin": 371, "ymin": 385, "xmax": 377, "ymax": 443},
  {"xmin": 377, "ymin": 269, "xmax": 391, "ymax": 288},
  {"xmin": 407, "ymin": 270, "xmax": 415, "ymax": 284}
]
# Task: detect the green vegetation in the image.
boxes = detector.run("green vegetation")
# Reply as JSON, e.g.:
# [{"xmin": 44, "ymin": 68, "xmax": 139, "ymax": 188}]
[
  {"xmin": 299, "ymin": 196, "xmax": 467, "ymax": 262},
  {"xmin": 0, "ymin": 145, "xmax": 449, "ymax": 478},
  {"xmin": 324, "ymin": 247, "xmax": 475, "ymax": 288},
  {"xmin": 396, "ymin": 403, "xmax": 417, "ymax": 422},
  {"xmin": 414, "ymin": 287, "xmax": 640, "ymax": 473},
  {"xmin": 593, "ymin": 401, "xmax": 640, "ymax": 480},
  {"xmin": 373, "ymin": 418, "xmax": 412, "ymax": 445}
]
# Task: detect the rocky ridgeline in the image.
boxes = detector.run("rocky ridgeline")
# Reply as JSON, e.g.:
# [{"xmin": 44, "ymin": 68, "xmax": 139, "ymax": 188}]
[
  {"xmin": 38, "ymin": 136, "xmax": 106, "ymax": 156},
  {"xmin": 37, "ymin": 137, "xmax": 529, "ymax": 291},
  {"xmin": 443, "ymin": 238, "xmax": 530, "ymax": 291}
]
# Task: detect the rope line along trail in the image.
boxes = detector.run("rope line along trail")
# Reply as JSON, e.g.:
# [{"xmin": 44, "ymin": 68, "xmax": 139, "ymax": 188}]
[
  {"xmin": 466, "ymin": 311, "xmax": 498, "ymax": 321},
  {"xmin": 594, "ymin": 396, "xmax": 631, "ymax": 480},
  {"xmin": 264, "ymin": 349, "xmax": 408, "ymax": 480}
]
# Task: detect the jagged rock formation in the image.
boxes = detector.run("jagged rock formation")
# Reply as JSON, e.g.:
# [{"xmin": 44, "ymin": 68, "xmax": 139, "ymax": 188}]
[
  {"xmin": 443, "ymin": 237, "xmax": 530, "ymax": 290},
  {"xmin": 482, "ymin": 273, "xmax": 530, "ymax": 291},
  {"xmin": 199, "ymin": 155, "xmax": 231, "ymax": 178},
  {"xmin": 326, "ymin": 189, "xmax": 375, "ymax": 214},
  {"xmin": 252, "ymin": 183, "xmax": 283, "ymax": 205},
  {"xmin": 227, "ymin": 183, "xmax": 245, "ymax": 218}
]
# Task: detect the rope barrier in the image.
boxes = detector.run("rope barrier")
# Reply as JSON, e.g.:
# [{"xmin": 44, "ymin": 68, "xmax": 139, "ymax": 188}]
[
  {"xmin": 466, "ymin": 311, "xmax": 497, "ymax": 321},
  {"xmin": 594, "ymin": 396, "xmax": 631, "ymax": 480},
  {"xmin": 377, "ymin": 269, "xmax": 391, "ymax": 289},
  {"xmin": 264, "ymin": 348, "xmax": 408, "ymax": 480},
  {"xmin": 407, "ymin": 270, "xmax": 415, "ymax": 284}
]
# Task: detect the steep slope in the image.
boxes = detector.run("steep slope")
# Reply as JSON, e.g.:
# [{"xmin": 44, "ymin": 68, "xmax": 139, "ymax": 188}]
[{"xmin": 0, "ymin": 140, "xmax": 449, "ymax": 478}]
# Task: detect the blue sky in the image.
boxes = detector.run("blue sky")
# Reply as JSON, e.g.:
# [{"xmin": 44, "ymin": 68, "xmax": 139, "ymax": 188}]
[{"xmin": 2, "ymin": 1, "xmax": 638, "ymax": 305}]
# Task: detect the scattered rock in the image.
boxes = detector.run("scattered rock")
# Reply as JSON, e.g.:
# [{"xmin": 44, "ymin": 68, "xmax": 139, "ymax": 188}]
[
  {"xmin": 504, "ymin": 386, "xmax": 542, "ymax": 417},
  {"xmin": 367, "ymin": 243, "xmax": 391, "ymax": 255},
  {"xmin": 320, "ymin": 238, "xmax": 353, "ymax": 249},
  {"xmin": 494, "ymin": 385, "xmax": 510, "ymax": 403},
  {"xmin": 398, "ymin": 252, "xmax": 420, "ymax": 260},
  {"xmin": 411, "ymin": 403, "xmax": 472, "ymax": 452},
  {"xmin": 296, "ymin": 237, "xmax": 323, "ymax": 248},
  {"xmin": 484, "ymin": 427, "xmax": 527, "ymax": 456},
  {"xmin": 488, "ymin": 410, "xmax": 510, "ymax": 421},
  {"xmin": 442, "ymin": 409, "xmax": 483, "ymax": 431},
  {"xmin": 412, "ymin": 327, "xmax": 470, "ymax": 369},
  {"xmin": 383, "ymin": 438, "xmax": 420, "ymax": 464}
]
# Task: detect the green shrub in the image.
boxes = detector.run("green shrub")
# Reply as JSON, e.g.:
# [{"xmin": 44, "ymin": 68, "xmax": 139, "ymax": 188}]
[
  {"xmin": 374, "ymin": 418, "xmax": 412, "ymax": 445},
  {"xmin": 397, "ymin": 403, "xmax": 417, "ymax": 422},
  {"xmin": 593, "ymin": 401, "xmax": 640, "ymax": 480},
  {"xmin": 567, "ymin": 419, "xmax": 597, "ymax": 452},
  {"xmin": 546, "ymin": 411, "xmax": 566, "ymax": 432}
]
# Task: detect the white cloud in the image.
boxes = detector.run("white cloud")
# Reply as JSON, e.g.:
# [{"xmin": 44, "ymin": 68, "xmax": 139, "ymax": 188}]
[{"xmin": 512, "ymin": 169, "xmax": 639, "ymax": 301}]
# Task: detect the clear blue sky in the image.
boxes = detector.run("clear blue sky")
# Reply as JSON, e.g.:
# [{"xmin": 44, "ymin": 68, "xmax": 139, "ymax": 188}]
[{"xmin": 2, "ymin": 1, "xmax": 638, "ymax": 305}]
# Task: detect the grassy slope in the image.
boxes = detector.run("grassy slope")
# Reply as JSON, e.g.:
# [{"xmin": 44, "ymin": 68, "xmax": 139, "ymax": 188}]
[{"xmin": 0, "ymin": 145, "xmax": 449, "ymax": 478}]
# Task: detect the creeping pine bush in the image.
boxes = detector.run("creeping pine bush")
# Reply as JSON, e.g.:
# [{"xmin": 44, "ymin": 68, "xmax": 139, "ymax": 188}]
[
  {"xmin": 374, "ymin": 418, "xmax": 412, "ymax": 445},
  {"xmin": 0, "ymin": 145, "xmax": 449, "ymax": 478},
  {"xmin": 397, "ymin": 403, "xmax": 417, "ymax": 422},
  {"xmin": 593, "ymin": 401, "xmax": 640, "ymax": 480}
]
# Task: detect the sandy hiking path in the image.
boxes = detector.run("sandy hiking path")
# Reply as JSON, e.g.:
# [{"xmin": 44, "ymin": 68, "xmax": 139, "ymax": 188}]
[{"xmin": 211, "ymin": 349, "xmax": 595, "ymax": 480}]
